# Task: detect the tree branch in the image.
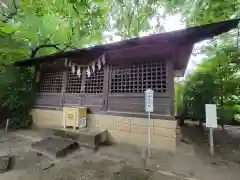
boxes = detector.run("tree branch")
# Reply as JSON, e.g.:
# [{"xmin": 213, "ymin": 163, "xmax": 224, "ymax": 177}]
[
  {"xmin": 62, "ymin": 39, "xmax": 78, "ymax": 51},
  {"xmin": 30, "ymin": 19, "xmax": 78, "ymax": 58},
  {"xmin": 127, "ymin": 0, "xmax": 139, "ymax": 37},
  {"xmin": 30, "ymin": 44, "xmax": 61, "ymax": 58},
  {"xmin": 72, "ymin": 4, "xmax": 79, "ymax": 15},
  {"xmin": 43, "ymin": 33, "xmax": 54, "ymax": 45},
  {"xmin": 82, "ymin": 0, "xmax": 91, "ymax": 13},
  {"xmin": 72, "ymin": 1, "xmax": 91, "ymax": 15}
]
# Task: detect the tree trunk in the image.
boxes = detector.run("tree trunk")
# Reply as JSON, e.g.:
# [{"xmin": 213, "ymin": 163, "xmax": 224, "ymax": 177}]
[
  {"xmin": 221, "ymin": 123, "xmax": 225, "ymax": 135},
  {"xmin": 178, "ymin": 117, "xmax": 185, "ymax": 126}
]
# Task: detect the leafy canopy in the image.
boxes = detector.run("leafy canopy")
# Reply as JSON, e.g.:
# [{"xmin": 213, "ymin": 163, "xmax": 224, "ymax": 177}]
[{"xmin": 0, "ymin": 0, "xmax": 168, "ymax": 129}]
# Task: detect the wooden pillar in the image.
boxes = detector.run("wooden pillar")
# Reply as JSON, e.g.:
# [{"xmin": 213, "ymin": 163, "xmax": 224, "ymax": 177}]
[
  {"xmin": 80, "ymin": 68, "xmax": 87, "ymax": 93},
  {"xmin": 167, "ymin": 60, "xmax": 175, "ymax": 117},
  {"xmin": 33, "ymin": 63, "xmax": 41, "ymax": 92},
  {"xmin": 80, "ymin": 68, "xmax": 87, "ymax": 106},
  {"xmin": 102, "ymin": 64, "xmax": 110, "ymax": 111},
  {"xmin": 60, "ymin": 59, "xmax": 68, "ymax": 109}
]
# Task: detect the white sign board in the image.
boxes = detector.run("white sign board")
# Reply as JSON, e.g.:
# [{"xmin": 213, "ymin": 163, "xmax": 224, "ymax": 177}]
[
  {"xmin": 205, "ymin": 104, "xmax": 218, "ymax": 128},
  {"xmin": 145, "ymin": 89, "xmax": 154, "ymax": 112}
]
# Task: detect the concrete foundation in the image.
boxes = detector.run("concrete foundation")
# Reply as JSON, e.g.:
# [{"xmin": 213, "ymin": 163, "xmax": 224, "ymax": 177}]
[{"xmin": 31, "ymin": 108, "xmax": 177, "ymax": 152}]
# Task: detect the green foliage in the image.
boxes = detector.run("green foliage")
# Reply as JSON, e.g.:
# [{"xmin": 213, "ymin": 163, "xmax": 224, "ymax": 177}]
[
  {"xmin": 0, "ymin": 66, "xmax": 35, "ymax": 129},
  {"xmin": 175, "ymin": 82, "xmax": 185, "ymax": 117},
  {"xmin": 0, "ymin": 0, "xmax": 112, "ymax": 62},
  {"xmin": 108, "ymin": 0, "xmax": 164, "ymax": 39},
  {"xmin": 165, "ymin": 0, "xmax": 240, "ymax": 26},
  {"xmin": 169, "ymin": 0, "xmax": 240, "ymax": 125},
  {"xmin": 0, "ymin": 0, "xmax": 239, "ymax": 129},
  {"xmin": 0, "ymin": 0, "xmax": 163, "ymax": 129},
  {"xmin": 177, "ymin": 46, "xmax": 240, "ymax": 125},
  {"xmin": 0, "ymin": 0, "xmax": 165, "ymax": 60},
  {"xmin": 0, "ymin": 0, "xmax": 112, "ymax": 129}
]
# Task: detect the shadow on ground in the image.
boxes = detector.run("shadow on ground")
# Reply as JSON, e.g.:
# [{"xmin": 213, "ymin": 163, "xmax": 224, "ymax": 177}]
[
  {"xmin": 179, "ymin": 123, "xmax": 240, "ymax": 164},
  {"xmin": 0, "ymin": 127, "xmax": 240, "ymax": 180}
]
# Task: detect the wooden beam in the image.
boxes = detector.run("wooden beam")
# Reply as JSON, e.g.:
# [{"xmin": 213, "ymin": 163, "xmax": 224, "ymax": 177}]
[
  {"xmin": 80, "ymin": 68, "xmax": 87, "ymax": 106},
  {"xmin": 80, "ymin": 68, "xmax": 87, "ymax": 93},
  {"xmin": 60, "ymin": 59, "xmax": 68, "ymax": 108},
  {"xmin": 167, "ymin": 60, "xmax": 175, "ymax": 117},
  {"xmin": 102, "ymin": 64, "xmax": 110, "ymax": 111}
]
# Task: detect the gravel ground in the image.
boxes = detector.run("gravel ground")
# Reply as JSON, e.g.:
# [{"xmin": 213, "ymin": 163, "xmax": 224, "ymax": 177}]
[
  {"xmin": 0, "ymin": 127, "xmax": 239, "ymax": 180},
  {"xmin": 0, "ymin": 132, "xmax": 184, "ymax": 180}
]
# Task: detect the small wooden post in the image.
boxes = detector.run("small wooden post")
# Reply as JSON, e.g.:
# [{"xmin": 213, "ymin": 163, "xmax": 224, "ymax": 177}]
[
  {"xmin": 148, "ymin": 111, "xmax": 151, "ymax": 157},
  {"xmin": 145, "ymin": 88, "xmax": 154, "ymax": 158},
  {"xmin": 141, "ymin": 148, "xmax": 147, "ymax": 169},
  {"xmin": 5, "ymin": 119, "xmax": 9, "ymax": 132},
  {"xmin": 205, "ymin": 104, "xmax": 217, "ymax": 157},
  {"xmin": 209, "ymin": 127, "xmax": 214, "ymax": 156}
]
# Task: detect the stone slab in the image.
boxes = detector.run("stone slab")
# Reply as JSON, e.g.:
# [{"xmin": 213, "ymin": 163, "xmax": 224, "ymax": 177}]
[
  {"xmin": 78, "ymin": 128, "xmax": 108, "ymax": 150},
  {"xmin": 53, "ymin": 128, "xmax": 107, "ymax": 150},
  {"xmin": 31, "ymin": 137, "xmax": 79, "ymax": 159},
  {"xmin": 0, "ymin": 155, "xmax": 10, "ymax": 173}
]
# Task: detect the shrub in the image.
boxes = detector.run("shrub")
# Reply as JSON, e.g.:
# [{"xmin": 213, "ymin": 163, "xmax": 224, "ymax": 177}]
[{"xmin": 0, "ymin": 66, "xmax": 35, "ymax": 129}]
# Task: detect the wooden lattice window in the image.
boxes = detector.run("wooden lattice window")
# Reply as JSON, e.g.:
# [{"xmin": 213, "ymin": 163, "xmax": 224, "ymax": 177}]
[
  {"xmin": 110, "ymin": 60, "xmax": 167, "ymax": 93},
  {"xmin": 84, "ymin": 68, "xmax": 104, "ymax": 94},
  {"xmin": 66, "ymin": 71, "xmax": 82, "ymax": 93},
  {"xmin": 38, "ymin": 71, "xmax": 63, "ymax": 93}
]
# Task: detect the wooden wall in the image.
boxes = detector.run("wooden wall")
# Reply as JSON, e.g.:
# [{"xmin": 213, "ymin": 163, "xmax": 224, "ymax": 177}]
[{"xmin": 34, "ymin": 59, "xmax": 175, "ymax": 119}]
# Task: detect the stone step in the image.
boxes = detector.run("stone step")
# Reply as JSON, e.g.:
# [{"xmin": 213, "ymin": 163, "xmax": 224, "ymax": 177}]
[
  {"xmin": 31, "ymin": 137, "xmax": 79, "ymax": 159},
  {"xmin": 52, "ymin": 128, "xmax": 108, "ymax": 150},
  {"xmin": 0, "ymin": 155, "xmax": 11, "ymax": 173}
]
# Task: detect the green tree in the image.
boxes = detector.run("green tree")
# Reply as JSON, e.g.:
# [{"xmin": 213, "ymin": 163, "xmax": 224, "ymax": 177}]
[
  {"xmin": 178, "ymin": 46, "xmax": 240, "ymax": 127},
  {"xmin": 165, "ymin": 0, "xmax": 240, "ymax": 26},
  {"xmin": 108, "ymin": 0, "xmax": 164, "ymax": 39},
  {"xmin": 0, "ymin": 0, "xmax": 239, "ymax": 129},
  {"xmin": 0, "ymin": 0, "xmax": 164, "ymax": 129},
  {"xmin": 170, "ymin": 0, "xmax": 240, "ymax": 127},
  {"xmin": 0, "ymin": 66, "xmax": 35, "ymax": 129}
]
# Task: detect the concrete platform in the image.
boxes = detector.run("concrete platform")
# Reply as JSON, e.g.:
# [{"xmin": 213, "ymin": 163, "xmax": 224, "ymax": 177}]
[
  {"xmin": 31, "ymin": 137, "xmax": 79, "ymax": 159},
  {"xmin": 52, "ymin": 128, "xmax": 108, "ymax": 150}
]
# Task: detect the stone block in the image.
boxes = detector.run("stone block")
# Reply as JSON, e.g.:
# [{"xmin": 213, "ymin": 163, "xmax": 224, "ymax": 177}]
[
  {"xmin": 107, "ymin": 130, "xmax": 176, "ymax": 152},
  {"xmin": 96, "ymin": 115, "xmax": 114, "ymax": 129},
  {"xmin": 114, "ymin": 116, "xmax": 130, "ymax": 124},
  {"xmin": 130, "ymin": 117, "xmax": 153, "ymax": 126},
  {"xmin": 31, "ymin": 137, "xmax": 79, "ymax": 159},
  {"xmin": 31, "ymin": 109, "xmax": 63, "ymax": 128},
  {"xmin": 114, "ymin": 122, "xmax": 131, "ymax": 132},
  {"xmin": 77, "ymin": 128, "xmax": 107, "ymax": 150},
  {"xmin": 131, "ymin": 124, "xmax": 153, "ymax": 134},
  {"xmin": 153, "ymin": 127, "xmax": 176, "ymax": 137},
  {"xmin": 0, "ymin": 155, "xmax": 10, "ymax": 173},
  {"xmin": 153, "ymin": 119, "xmax": 176, "ymax": 129},
  {"xmin": 87, "ymin": 114, "xmax": 96, "ymax": 128}
]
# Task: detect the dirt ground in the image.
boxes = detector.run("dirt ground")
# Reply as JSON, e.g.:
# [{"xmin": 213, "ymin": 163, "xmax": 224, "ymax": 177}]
[{"xmin": 0, "ymin": 124, "xmax": 239, "ymax": 180}]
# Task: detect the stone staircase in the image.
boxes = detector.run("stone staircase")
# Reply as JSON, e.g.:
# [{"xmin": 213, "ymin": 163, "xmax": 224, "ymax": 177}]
[
  {"xmin": 52, "ymin": 128, "xmax": 108, "ymax": 150},
  {"xmin": 29, "ymin": 128, "xmax": 108, "ymax": 159},
  {"xmin": 15, "ymin": 127, "xmax": 108, "ymax": 160}
]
